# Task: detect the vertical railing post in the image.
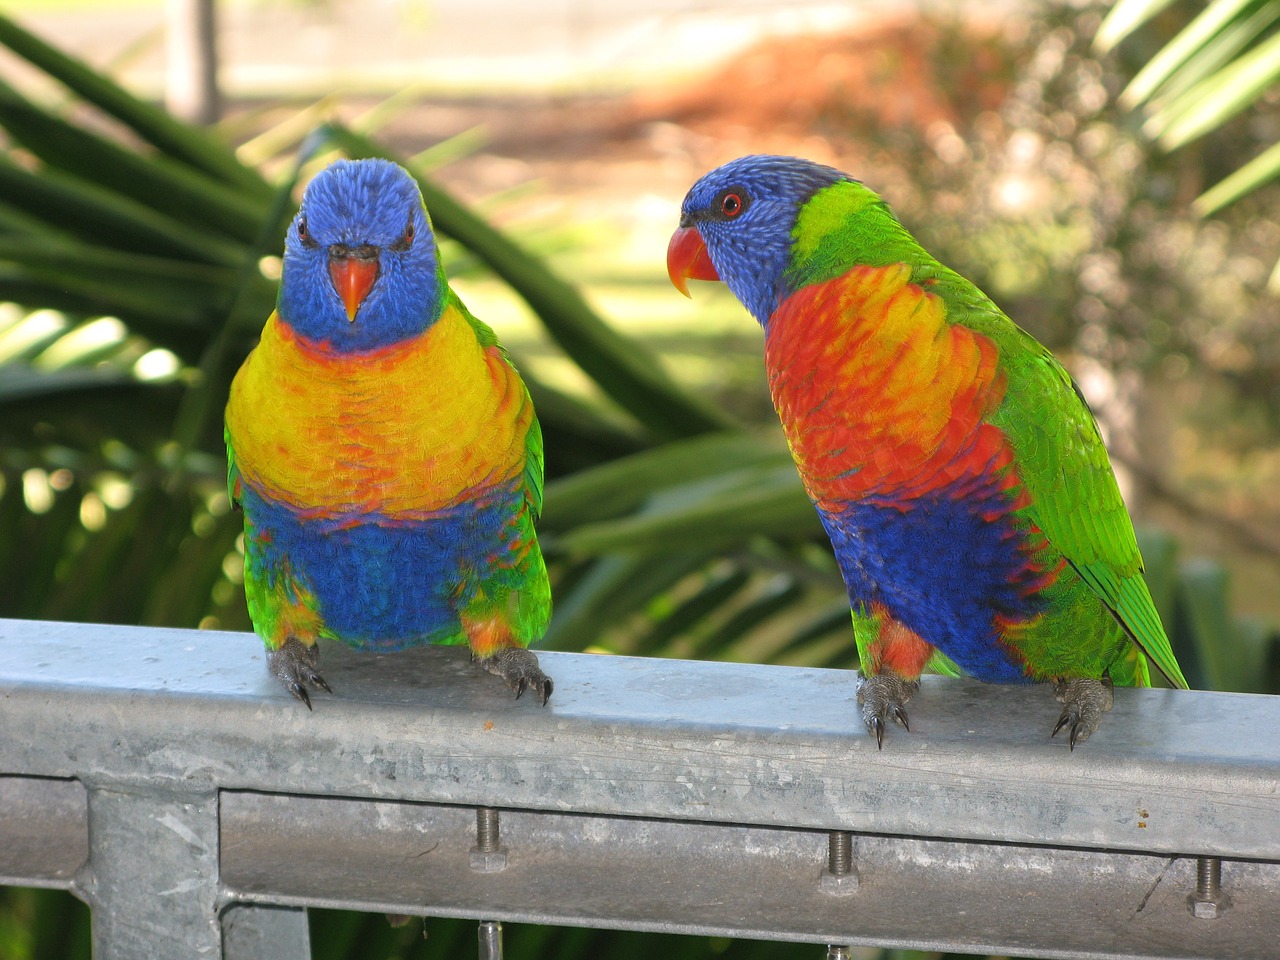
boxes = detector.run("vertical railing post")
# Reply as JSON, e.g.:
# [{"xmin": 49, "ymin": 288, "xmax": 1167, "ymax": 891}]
[{"xmin": 79, "ymin": 785, "xmax": 223, "ymax": 959}]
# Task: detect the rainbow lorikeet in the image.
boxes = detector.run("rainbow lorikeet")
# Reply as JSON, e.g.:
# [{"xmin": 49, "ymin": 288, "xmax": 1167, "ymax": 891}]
[
  {"xmin": 667, "ymin": 154, "xmax": 1186, "ymax": 748},
  {"xmin": 225, "ymin": 158, "xmax": 552, "ymax": 707}
]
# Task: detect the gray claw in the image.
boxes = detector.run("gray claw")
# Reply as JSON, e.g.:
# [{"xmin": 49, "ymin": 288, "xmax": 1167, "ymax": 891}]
[
  {"xmin": 267, "ymin": 637, "xmax": 332, "ymax": 709},
  {"xmin": 869, "ymin": 714, "xmax": 885, "ymax": 749},
  {"xmin": 890, "ymin": 703, "xmax": 911, "ymax": 731},
  {"xmin": 1052, "ymin": 676, "xmax": 1114, "ymax": 749},
  {"xmin": 856, "ymin": 674, "xmax": 919, "ymax": 749},
  {"xmin": 480, "ymin": 647, "xmax": 553, "ymax": 705}
]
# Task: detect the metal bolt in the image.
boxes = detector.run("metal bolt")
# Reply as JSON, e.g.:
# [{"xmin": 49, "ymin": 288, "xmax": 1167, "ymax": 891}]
[
  {"xmin": 478, "ymin": 919, "xmax": 503, "ymax": 960},
  {"xmin": 1189, "ymin": 855, "xmax": 1226, "ymax": 919},
  {"xmin": 476, "ymin": 807, "xmax": 500, "ymax": 852},
  {"xmin": 826, "ymin": 946, "xmax": 851, "ymax": 960},
  {"xmin": 819, "ymin": 829, "xmax": 858, "ymax": 894},
  {"xmin": 470, "ymin": 807, "xmax": 508, "ymax": 873},
  {"xmin": 828, "ymin": 830, "xmax": 852, "ymax": 876}
]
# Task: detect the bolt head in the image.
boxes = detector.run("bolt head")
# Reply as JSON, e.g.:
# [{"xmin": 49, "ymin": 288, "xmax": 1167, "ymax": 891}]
[
  {"xmin": 819, "ymin": 868, "xmax": 859, "ymax": 895},
  {"xmin": 1190, "ymin": 898, "xmax": 1220, "ymax": 919},
  {"xmin": 470, "ymin": 847, "xmax": 508, "ymax": 873}
]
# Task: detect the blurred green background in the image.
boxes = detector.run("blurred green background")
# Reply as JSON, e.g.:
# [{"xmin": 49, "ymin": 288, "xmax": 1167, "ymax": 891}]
[{"xmin": 0, "ymin": 0, "xmax": 1277, "ymax": 957}]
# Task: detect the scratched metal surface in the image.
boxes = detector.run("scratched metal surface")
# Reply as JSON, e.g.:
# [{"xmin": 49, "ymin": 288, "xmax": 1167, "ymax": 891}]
[
  {"xmin": 1, "ymin": 617, "xmax": 1278, "ymax": 959},
  {"xmin": 1, "ymin": 617, "xmax": 1275, "ymax": 857},
  {"xmin": 222, "ymin": 791, "xmax": 1280, "ymax": 960}
]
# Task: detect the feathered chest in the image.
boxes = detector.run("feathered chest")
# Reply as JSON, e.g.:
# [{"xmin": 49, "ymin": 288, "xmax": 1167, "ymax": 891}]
[
  {"xmin": 764, "ymin": 262, "xmax": 1013, "ymax": 509},
  {"xmin": 226, "ymin": 305, "xmax": 530, "ymax": 519}
]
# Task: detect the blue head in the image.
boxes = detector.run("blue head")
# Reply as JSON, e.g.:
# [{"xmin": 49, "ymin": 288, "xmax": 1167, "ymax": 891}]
[
  {"xmin": 278, "ymin": 158, "xmax": 444, "ymax": 352},
  {"xmin": 667, "ymin": 155, "xmax": 848, "ymax": 326}
]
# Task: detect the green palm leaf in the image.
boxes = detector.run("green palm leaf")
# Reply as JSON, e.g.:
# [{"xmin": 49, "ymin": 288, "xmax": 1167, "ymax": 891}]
[{"xmin": 1099, "ymin": 0, "xmax": 1280, "ymax": 213}]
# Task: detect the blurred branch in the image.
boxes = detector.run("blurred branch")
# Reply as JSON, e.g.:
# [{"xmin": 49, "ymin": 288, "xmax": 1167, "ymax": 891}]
[
  {"xmin": 165, "ymin": 0, "xmax": 220, "ymax": 125},
  {"xmin": 1114, "ymin": 449, "xmax": 1280, "ymax": 569}
]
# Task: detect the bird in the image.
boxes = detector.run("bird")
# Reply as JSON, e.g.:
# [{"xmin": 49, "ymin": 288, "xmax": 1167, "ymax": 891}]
[
  {"xmin": 225, "ymin": 157, "xmax": 552, "ymax": 708},
  {"xmin": 666, "ymin": 154, "xmax": 1186, "ymax": 748}
]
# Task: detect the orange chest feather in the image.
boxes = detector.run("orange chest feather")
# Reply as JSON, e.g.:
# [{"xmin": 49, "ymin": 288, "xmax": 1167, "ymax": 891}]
[
  {"xmin": 765, "ymin": 263, "xmax": 1012, "ymax": 506},
  {"xmin": 226, "ymin": 306, "xmax": 531, "ymax": 518}
]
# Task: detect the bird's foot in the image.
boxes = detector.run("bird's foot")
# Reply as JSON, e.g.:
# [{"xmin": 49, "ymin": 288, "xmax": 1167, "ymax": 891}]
[
  {"xmin": 478, "ymin": 647, "xmax": 553, "ymax": 705},
  {"xmin": 1052, "ymin": 675, "xmax": 1114, "ymax": 749},
  {"xmin": 856, "ymin": 673, "xmax": 919, "ymax": 749},
  {"xmin": 267, "ymin": 637, "xmax": 332, "ymax": 710}
]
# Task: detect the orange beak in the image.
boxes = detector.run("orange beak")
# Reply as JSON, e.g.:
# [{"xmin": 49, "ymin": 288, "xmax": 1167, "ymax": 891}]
[
  {"xmin": 328, "ymin": 256, "xmax": 379, "ymax": 322},
  {"xmin": 666, "ymin": 225, "xmax": 720, "ymax": 297}
]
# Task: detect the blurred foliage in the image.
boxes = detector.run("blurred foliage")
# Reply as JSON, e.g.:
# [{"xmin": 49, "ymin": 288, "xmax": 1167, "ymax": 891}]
[
  {"xmin": 1097, "ymin": 0, "xmax": 1280, "ymax": 219},
  {"xmin": 0, "ymin": 5, "xmax": 1277, "ymax": 960},
  {"xmin": 879, "ymin": 7, "xmax": 1280, "ymax": 378}
]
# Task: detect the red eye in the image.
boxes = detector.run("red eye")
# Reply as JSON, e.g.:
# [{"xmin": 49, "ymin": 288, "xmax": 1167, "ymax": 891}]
[
  {"xmin": 391, "ymin": 217, "xmax": 415, "ymax": 252},
  {"xmin": 297, "ymin": 216, "xmax": 317, "ymax": 248},
  {"xmin": 720, "ymin": 192, "xmax": 744, "ymax": 218}
]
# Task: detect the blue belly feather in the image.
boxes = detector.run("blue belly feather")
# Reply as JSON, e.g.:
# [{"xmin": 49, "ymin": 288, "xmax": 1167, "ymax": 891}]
[
  {"xmin": 239, "ymin": 481, "xmax": 520, "ymax": 650},
  {"xmin": 819, "ymin": 487, "xmax": 1044, "ymax": 683}
]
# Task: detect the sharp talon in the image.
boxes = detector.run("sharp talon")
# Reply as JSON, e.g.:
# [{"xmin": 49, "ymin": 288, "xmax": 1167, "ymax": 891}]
[
  {"xmin": 1050, "ymin": 677, "xmax": 1112, "ymax": 749},
  {"xmin": 479, "ymin": 647, "xmax": 553, "ymax": 705},
  {"xmin": 267, "ymin": 638, "xmax": 329, "ymax": 709},
  {"xmin": 857, "ymin": 674, "xmax": 917, "ymax": 748},
  {"xmin": 891, "ymin": 704, "xmax": 910, "ymax": 731}
]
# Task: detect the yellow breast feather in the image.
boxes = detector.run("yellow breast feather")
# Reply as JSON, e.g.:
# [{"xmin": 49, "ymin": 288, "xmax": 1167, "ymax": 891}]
[{"xmin": 226, "ymin": 304, "xmax": 532, "ymax": 519}]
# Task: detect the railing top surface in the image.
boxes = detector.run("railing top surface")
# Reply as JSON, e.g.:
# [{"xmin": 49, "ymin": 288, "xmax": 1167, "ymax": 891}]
[{"xmin": 1, "ymin": 617, "xmax": 1277, "ymax": 858}]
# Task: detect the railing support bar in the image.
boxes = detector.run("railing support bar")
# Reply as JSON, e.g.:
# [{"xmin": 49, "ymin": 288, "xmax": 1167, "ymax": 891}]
[{"xmin": 79, "ymin": 785, "xmax": 222, "ymax": 960}]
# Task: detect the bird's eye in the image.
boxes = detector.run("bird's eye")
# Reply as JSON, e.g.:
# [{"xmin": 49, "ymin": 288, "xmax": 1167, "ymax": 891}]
[
  {"xmin": 718, "ymin": 190, "xmax": 746, "ymax": 219},
  {"xmin": 297, "ymin": 216, "xmax": 318, "ymax": 248},
  {"xmin": 390, "ymin": 217, "xmax": 415, "ymax": 252}
]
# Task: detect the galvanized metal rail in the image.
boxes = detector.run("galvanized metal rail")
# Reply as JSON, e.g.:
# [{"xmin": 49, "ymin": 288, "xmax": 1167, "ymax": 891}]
[{"xmin": 1, "ymin": 617, "xmax": 1277, "ymax": 959}]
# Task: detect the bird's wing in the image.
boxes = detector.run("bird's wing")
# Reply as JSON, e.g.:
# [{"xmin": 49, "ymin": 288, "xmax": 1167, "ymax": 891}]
[
  {"xmin": 224, "ymin": 423, "xmax": 242, "ymax": 508},
  {"xmin": 980, "ymin": 316, "xmax": 1188, "ymax": 689}
]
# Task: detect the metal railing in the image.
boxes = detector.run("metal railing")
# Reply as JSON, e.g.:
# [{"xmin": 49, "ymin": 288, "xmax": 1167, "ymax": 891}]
[{"xmin": 1, "ymin": 617, "xmax": 1277, "ymax": 959}]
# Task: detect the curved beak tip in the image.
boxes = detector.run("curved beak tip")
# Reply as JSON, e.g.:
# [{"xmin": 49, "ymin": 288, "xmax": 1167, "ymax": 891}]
[
  {"xmin": 329, "ymin": 257, "xmax": 379, "ymax": 323},
  {"xmin": 666, "ymin": 226, "xmax": 718, "ymax": 299}
]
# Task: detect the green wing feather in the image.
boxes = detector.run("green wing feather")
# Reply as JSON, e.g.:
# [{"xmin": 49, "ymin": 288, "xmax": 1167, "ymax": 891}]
[
  {"xmin": 224, "ymin": 423, "xmax": 241, "ymax": 508},
  {"xmin": 926, "ymin": 648, "xmax": 964, "ymax": 678},
  {"xmin": 447, "ymin": 285, "xmax": 550, "ymax": 647},
  {"xmin": 522, "ymin": 408, "xmax": 545, "ymax": 520},
  {"xmin": 952, "ymin": 290, "xmax": 1188, "ymax": 689}
]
